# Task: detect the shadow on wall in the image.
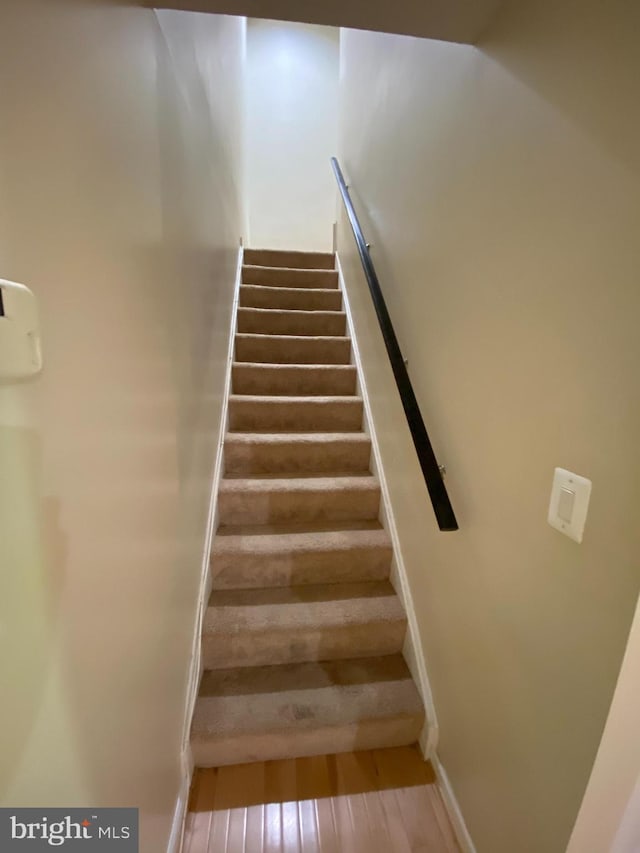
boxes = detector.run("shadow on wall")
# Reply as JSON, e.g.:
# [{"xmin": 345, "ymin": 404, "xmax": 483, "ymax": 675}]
[
  {"xmin": 480, "ymin": 0, "xmax": 640, "ymax": 177},
  {"xmin": 0, "ymin": 421, "xmax": 63, "ymax": 802}
]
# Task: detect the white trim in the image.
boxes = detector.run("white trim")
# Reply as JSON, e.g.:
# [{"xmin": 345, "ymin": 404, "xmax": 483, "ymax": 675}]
[
  {"xmin": 169, "ymin": 246, "xmax": 243, "ymax": 853},
  {"xmin": 431, "ymin": 754, "xmax": 477, "ymax": 853},
  {"xmin": 335, "ymin": 252, "xmax": 439, "ymax": 758},
  {"xmin": 167, "ymin": 769, "xmax": 192, "ymax": 853}
]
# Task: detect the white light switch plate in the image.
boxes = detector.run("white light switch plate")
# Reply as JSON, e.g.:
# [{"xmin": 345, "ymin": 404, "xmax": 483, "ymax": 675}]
[{"xmin": 548, "ymin": 467, "xmax": 592, "ymax": 543}]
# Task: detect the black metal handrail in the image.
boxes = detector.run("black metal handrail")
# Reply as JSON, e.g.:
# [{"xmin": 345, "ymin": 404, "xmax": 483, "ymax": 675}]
[{"xmin": 331, "ymin": 157, "xmax": 458, "ymax": 532}]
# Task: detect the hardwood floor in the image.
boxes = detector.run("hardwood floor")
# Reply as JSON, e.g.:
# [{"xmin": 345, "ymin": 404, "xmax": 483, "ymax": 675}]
[{"xmin": 183, "ymin": 745, "xmax": 460, "ymax": 852}]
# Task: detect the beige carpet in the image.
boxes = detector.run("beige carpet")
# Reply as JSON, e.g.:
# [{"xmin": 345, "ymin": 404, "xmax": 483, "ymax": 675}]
[{"xmin": 191, "ymin": 248, "xmax": 424, "ymax": 767}]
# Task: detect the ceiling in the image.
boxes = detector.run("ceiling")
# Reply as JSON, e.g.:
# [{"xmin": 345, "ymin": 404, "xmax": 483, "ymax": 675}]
[{"xmin": 143, "ymin": 0, "xmax": 503, "ymax": 45}]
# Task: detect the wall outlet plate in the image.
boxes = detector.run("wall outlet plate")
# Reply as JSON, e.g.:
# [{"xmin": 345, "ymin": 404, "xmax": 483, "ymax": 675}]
[{"xmin": 548, "ymin": 467, "xmax": 592, "ymax": 543}]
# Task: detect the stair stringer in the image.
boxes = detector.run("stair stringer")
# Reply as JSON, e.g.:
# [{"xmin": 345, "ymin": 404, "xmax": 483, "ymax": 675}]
[
  {"xmin": 178, "ymin": 246, "xmax": 244, "ymax": 786},
  {"xmin": 336, "ymin": 252, "xmax": 439, "ymax": 759}
]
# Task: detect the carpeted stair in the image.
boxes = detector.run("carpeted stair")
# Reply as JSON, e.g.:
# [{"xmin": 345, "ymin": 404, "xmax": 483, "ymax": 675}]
[{"xmin": 191, "ymin": 248, "xmax": 424, "ymax": 767}]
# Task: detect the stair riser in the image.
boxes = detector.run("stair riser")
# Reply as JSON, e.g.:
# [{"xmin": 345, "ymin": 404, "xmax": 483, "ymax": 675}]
[
  {"xmin": 242, "ymin": 266, "xmax": 339, "ymax": 289},
  {"xmin": 237, "ymin": 309, "xmax": 346, "ymax": 337},
  {"xmin": 232, "ymin": 364, "xmax": 357, "ymax": 397},
  {"xmin": 239, "ymin": 286, "xmax": 342, "ymax": 312},
  {"xmin": 212, "ymin": 545, "xmax": 392, "ymax": 589},
  {"xmin": 243, "ymin": 249, "xmax": 335, "ymax": 270},
  {"xmin": 192, "ymin": 714, "xmax": 423, "ymax": 767},
  {"xmin": 218, "ymin": 486, "xmax": 380, "ymax": 525},
  {"xmin": 228, "ymin": 400, "xmax": 363, "ymax": 432},
  {"xmin": 235, "ymin": 335, "xmax": 351, "ymax": 365},
  {"xmin": 202, "ymin": 621, "xmax": 406, "ymax": 670},
  {"xmin": 224, "ymin": 438, "xmax": 371, "ymax": 475}
]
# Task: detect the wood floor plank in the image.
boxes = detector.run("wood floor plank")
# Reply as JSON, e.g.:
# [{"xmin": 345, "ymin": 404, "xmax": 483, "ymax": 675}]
[
  {"xmin": 426, "ymin": 787, "xmax": 461, "ymax": 852},
  {"xmin": 265, "ymin": 757, "xmax": 298, "ymax": 804},
  {"xmin": 334, "ymin": 750, "xmax": 379, "ymax": 795},
  {"xmin": 245, "ymin": 804, "xmax": 266, "ymax": 852},
  {"xmin": 282, "ymin": 801, "xmax": 302, "ymax": 852},
  {"xmin": 361, "ymin": 790, "xmax": 394, "ymax": 851},
  {"xmin": 374, "ymin": 787, "xmax": 414, "ymax": 853},
  {"xmin": 226, "ymin": 807, "xmax": 248, "ymax": 852},
  {"xmin": 183, "ymin": 801, "xmax": 208, "ymax": 853},
  {"xmin": 264, "ymin": 802, "xmax": 283, "ymax": 852},
  {"xmin": 208, "ymin": 808, "xmax": 231, "ymax": 853},
  {"xmin": 214, "ymin": 761, "xmax": 265, "ymax": 810},
  {"xmin": 184, "ymin": 770, "xmax": 216, "ymax": 852},
  {"xmin": 295, "ymin": 754, "xmax": 332, "ymax": 801},
  {"xmin": 372, "ymin": 744, "xmax": 436, "ymax": 788},
  {"xmin": 187, "ymin": 772, "xmax": 201, "ymax": 814},
  {"xmin": 396, "ymin": 785, "xmax": 455, "ymax": 850},
  {"xmin": 330, "ymin": 793, "xmax": 357, "ymax": 852},
  {"xmin": 298, "ymin": 799, "xmax": 320, "ymax": 853},
  {"xmin": 190, "ymin": 769, "xmax": 217, "ymax": 811},
  {"xmin": 184, "ymin": 747, "xmax": 459, "ymax": 853},
  {"xmin": 314, "ymin": 798, "xmax": 340, "ymax": 853},
  {"xmin": 343, "ymin": 794, "xmax": 379, "ymax": 853}
]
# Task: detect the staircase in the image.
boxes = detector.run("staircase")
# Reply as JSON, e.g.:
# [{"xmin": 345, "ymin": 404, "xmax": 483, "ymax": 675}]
[{"xmin": 190, "ymin": 248, "xmax": 425, "ymax": 767}]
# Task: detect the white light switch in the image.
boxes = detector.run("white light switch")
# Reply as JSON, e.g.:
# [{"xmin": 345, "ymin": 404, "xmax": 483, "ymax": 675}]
[
  {"xmin": 548, "ymin": 468, "xmax": 592, "ymax": 543},
  {"xmin": 557, "ymin": 487, "xmax": 575, "ymax": 523}
]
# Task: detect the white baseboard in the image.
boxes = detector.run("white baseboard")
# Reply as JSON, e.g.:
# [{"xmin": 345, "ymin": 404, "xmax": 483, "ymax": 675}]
[
  {"xmin": 167, "ymin": 768, "xmax": 192, "ymax": 853},
  {"xmin": 431, "ymin": 753, "xmax": 477, "ymax": 853},
  {"xmin": 168, "ymin": 246, "xmax": 243, "ymax": 853},
  {"xmin": 335, "ymin": 252, "xmax": 439, "ymax": 759}
]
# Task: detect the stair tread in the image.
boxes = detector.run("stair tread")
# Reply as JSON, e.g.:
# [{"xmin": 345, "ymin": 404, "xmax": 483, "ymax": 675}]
[
  {"xmin": 231, "ymin": 363, "xmax": 358, "ymax": 399},
  {"xmin": 240, "ymin": 284, "xmax": 340, "ymax": 295},
  {"xmin": 235, "ymin": 334, "xmax": 351, "ymax": 366},
  {"xmin": 225, "ymin": 432, "xmax": 370, "ymax": 443},
  {"xmin": 205, "ymin": 580, "xmax": 405, "ymax": 632},
  {"xmin": 229, "ymin": 394, "xmax": 362, "ymax": 404},
  {"xmin": 242, "ymin": 266, "xmax": 339, "ymax": 289},
  {"xmin": 233, "ymin": 361, "xmax": 355, "ymax": 370},
  {"xmin": 228, "ymin": 396, "xmax": 363, "ymax": 436},
  {"xmin": 236, "ymin": 333, "xmax": 350, "ymax": 343},
  {"xmin": 237, "ymin": 307, "xmax": 346, "ymax": 337},
  {"xmin": 243, "ymin": 248, "xmax": 335, "ymax": 270},
  {"xmin": 238, "ymin": 307, "xmax": 345, "ymax": 318},
  {"xmin": 223, "ymin": 471, "xmax": 371, "ymax": 480},
  {"xmin": 213, "ymin": 525, "xmax": 391, "ymax": 553},
  {"xmin": 232, "ymin": 362, "xmax": 356, "ymax": 384},
  {"xmin": 243, "ymin": 264, "xmax": 336, "ymax": 274},
  {"xmin": 219, "ymin": 474, "xmax": 378, "ymax": 490},
  {"xmin": 216, "ymin": 519, "xmax": 385, "ymax": 536},
  {"xmin": 192, "ymin": 655, "xmax": 422, "ymax": 738}
]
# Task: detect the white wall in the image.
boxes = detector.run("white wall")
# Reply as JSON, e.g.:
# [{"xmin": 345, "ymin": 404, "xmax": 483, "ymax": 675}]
[
  {"xmin": 567, "ymin": 590, "xmax": 640, "ymax": 853},
  {"xmin": 337, "ymin": 1, "xmax": 640, "ymax": 850},
  {"xmin": 613, "ymin": 778, "xmax": 640, "ymax": 853},
  {"xmin": 0, "ymin": 3, "xmax": 245, "ymax": 851},
  {"xmin": 245, "ymin": 19, "xmax": 339, "ymax": 251}
]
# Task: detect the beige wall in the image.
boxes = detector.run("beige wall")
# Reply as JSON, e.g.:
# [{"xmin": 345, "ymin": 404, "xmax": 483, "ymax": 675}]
[
  {"xmin": 0, "ymin": 2, "xmax": 244, "ymax": 850},
  {"xmin": 245, "ymin": 19, "xmax": 338, "ymax": 251},
  {"xmin": 337, "ymin": 1, "xmax": 640, "ymax": 850}
]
